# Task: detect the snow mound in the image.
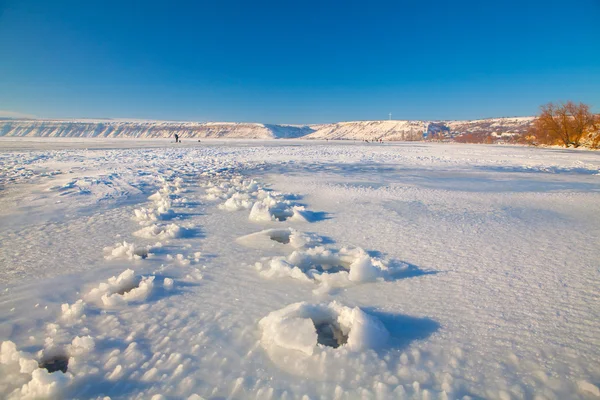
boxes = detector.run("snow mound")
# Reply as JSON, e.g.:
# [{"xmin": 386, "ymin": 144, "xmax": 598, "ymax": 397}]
[
  {"xmin": 255, "ymin": 246, "xmax": 393, "ymax": 290},
  {"xmin": 237, "ymin": 228, "xmax": 321, "ymax": 250},
  {"xmin": 67, "ymin": 336, "xmax": 95, "ymax": 357},
  {"xmin": 248, "ymin": 196, "xmax": 307, "ymax": 223},
  {"xmin": 103, "ymin": 241, "xmax": 158, "ymax": 260},
  {"xmin": 259, "ymin": 301, "xmax": 389, "ymax": 371},
  {"xmin": 84, "ymin": 269, "xmax": 155, "ymax": 308},
  {"xmin": 203, "ymin": 176, "xmax": 263, "ymax": 202},
  {"xmin": 13, "ymin": 368, "xmax": 71, "ymax": 400},
  {"xmin": 133, "ymin": 223, "xmax": 182, "ymax": 240},
  {"xmin": 132, "ymin": 200, "xmax": 175, "ymax": 225},
  {"xmin": 218, "ymin": 192, "xmax": 254, "ymax": 211},
  {"xmin": 60, "ymin": 300, "xmax": 86, "ymax": 323},
  {"xmin": 205, "ymin": 174, "xmax": 312, "ymax": 223}
]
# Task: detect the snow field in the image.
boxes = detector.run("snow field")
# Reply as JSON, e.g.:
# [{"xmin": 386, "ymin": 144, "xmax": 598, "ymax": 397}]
[
  {"xmin": 1, "ymin": 141, "xmax": 599, "ymax": 399},
  {"xmin": 2, "ymin": 167, "xmax": 212, "ymax": 398}
]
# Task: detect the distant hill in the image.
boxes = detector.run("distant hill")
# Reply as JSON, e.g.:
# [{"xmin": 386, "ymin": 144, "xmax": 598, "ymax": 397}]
[
  {"xmin": 0, "ymin": 120, "xmax": 314, "ymax": 139},
  {"xmin": 0, "ymin": 117, "xmax": 534, "ymax": 141}
]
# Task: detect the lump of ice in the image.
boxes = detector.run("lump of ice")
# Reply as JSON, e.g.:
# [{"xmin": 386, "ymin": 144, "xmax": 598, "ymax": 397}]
[
  {"xmin": 132, "ymin": 201, "xmax": 175, "ymax": 225},
  {"xmin": 67, "ymin": 336, "xmax": 95, "ymax": 357},
  {"xmin": 16, "ymin": 368, "xmax": 71, "ymax": 399},
  {"xmin": 219, "ymin": 192, "xmax": 254, "ymax": 211},
  {"xmin": 60, "ymin": 300, "xmax": 86, "ymax": 323},
  {"xmin": 248, "ymin": 196, "xmax": 307, "ymax": 223},
  {"xmin": 163, "ymin": 278, "xmax": 174, "ymax": 290},
  {"xmin": 103, "ymin": 241, "xmax": 156, "ymax": 261},
  {"xmin": 133, "ymin": 223, "xmax": 182, "ymax": 240}
]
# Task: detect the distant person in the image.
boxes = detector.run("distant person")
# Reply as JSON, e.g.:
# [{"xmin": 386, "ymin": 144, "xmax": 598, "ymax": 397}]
[{"xmin": 174, "ymin": 134, "xmax": 180, "ymax": 143}]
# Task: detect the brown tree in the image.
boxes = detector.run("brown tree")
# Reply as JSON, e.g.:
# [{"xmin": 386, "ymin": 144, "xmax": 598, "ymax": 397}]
[
  {"xmin": 532, "ymin": 101, "xmax": 596, "ymax": 148},
  {"xmin": 589, "ymin": 114, "xmax": 600, "ymax": 149}
]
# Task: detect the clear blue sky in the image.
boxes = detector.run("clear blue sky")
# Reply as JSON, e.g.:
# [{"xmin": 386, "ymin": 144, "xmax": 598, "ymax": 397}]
[{"xmin": 0, "ymin": 0, "xmax": 598, "ymax": 124}]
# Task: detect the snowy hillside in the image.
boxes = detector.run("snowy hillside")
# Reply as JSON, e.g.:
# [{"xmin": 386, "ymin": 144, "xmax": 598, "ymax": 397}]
[
  {"xmin": 445, "ymin": 117, "xmax": 535, "ymax": 137},
  {"xmin": 305, "ymin": 120, "xmax": 427, "ymax": 141},
  {"xmin": 305, "ymin": 118, "xmax": 535, "ymax": 141},
  {"xmin": 0, "ymin": 120, "xmax": 314, "ymax": 139},
  {"xmin": 0, "ymin": 117, "xmax": 535, "ymax": 141}
]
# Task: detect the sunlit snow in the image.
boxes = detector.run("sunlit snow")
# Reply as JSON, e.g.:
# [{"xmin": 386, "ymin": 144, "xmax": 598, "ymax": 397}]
[{"xmin": 1, "ymin": 138, "xmax": 599, "ymax": 399}]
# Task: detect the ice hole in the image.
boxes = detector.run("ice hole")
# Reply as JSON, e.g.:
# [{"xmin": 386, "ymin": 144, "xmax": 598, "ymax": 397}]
[
  {"xmin": 39, "ymin": 354, "xmax": 69, "ymax": 373},
  {"xmin": 115, "ymin": 282, "xmax": 139, "ymax": 295},
  {"xmin": 312, "ymin": 264, "xmax": 347, "ymax": 274},
  {"xmin": 314, "ymin": 321, "xmax": 348, "ymax": 348},
  {"xmin": 271, "ymin": 209, "xmax": 294, "ymax": 222},
  {"xmin": 133, "ymin": 248, "xmax": 149, "ymax": 259},
  {"xmin": 310, "ymin": 259, "xmax": 352, "ymax": 274},
  {"xmin": 269, "ymin": 231, "xmax": 290, "ymax": 244}
]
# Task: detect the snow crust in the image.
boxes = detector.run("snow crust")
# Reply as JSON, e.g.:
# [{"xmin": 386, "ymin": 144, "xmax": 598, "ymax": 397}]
[{"xmin": 1, "ymin": 139, "xmax": 599, "ymax": 399}]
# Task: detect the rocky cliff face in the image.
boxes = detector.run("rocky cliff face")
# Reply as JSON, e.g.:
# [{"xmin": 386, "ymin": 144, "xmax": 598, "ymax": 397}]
[
  {"xmin": 0, "ymin": 120, "xmax": 314, "ymax": 139},
  {"xmin": 0, "ymin": 117, "xmax": 534, "ymax": 141}
]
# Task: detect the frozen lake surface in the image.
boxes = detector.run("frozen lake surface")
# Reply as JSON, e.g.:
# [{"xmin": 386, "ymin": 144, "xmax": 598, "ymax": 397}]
[{"xmin": 1, "ymin": 138, "xmax": 599, "ymax": 399}]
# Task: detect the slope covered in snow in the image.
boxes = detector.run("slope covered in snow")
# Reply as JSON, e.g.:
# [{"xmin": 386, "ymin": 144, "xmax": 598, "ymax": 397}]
[
  {"xmin": 445, "ymin": 116, "xmax": 535, "ymax": 137},
  {"xmin": 304, "ymin": 120, "xmax": 427, "ymax": 141},
  {"xmin": 304, "ymin": 117, "xmax": 535, "ymax": 141},
  {"xmin": 0, "ymin": 120, "xmax": 314, "ymax": 139},
  {"xmin": 0, "ymin": 117, "xmax": 535, "ymax": 142}
]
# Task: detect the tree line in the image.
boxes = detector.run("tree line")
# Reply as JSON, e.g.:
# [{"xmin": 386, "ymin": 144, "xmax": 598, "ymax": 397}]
[
  {"xmin": 453, "ymin": 101, "xmax": 599, "ymax": 149},
  {"xmin": 521, "ymin": 101, "xmax": 600, "ymax": 149}
]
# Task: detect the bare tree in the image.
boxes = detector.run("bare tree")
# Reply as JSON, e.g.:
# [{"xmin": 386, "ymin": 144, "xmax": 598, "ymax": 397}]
[
  {"xmin": 589, "ymin": 114, "xmax": 600, "ymax": 149},
  {"xmin": 533, "ymin": 101, "xmax": 595, "ymax": 148}
]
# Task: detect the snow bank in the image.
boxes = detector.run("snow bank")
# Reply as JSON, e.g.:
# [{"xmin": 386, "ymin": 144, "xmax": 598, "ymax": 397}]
[
  {"xmin": 236, "ymin": 228, "xmax": 321, "ymax": 250},
  {"xmin": 84, "ymin": 269, "xmax": 155, "ymax": 308},
  {"xmin": 255, "ymin": 246, "xmax": 393, "ymax": 290},
  {"xmin": 259, "ymin": 302, "xmax": 389, "ymax": 374}
]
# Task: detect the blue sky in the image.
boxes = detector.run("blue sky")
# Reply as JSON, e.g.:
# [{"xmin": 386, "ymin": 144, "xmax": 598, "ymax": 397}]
[{"xmin": 0, "ymin": 0, "xmax": 598, "ymax": 124}]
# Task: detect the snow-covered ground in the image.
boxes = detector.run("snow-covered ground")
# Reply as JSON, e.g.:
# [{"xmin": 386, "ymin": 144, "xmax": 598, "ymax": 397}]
[{"xmin": 1, "ymin": 138, "xmax": 599, "ymax": 399}]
